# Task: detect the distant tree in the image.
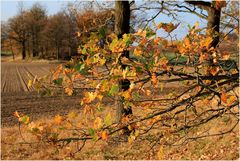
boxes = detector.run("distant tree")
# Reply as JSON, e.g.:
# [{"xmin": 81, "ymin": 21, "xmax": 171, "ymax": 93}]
[
  {"xmin": 26, "ymin": 3, "xmax": 47, "ymax": 57},
  {"xmin": 43, "ymin": 12, "xmax": 69, "ymax": 59},
  {"xmin": 8, "ymin": 5, "xmax": 28, "ymax": 59},
  {"xmin": 1, "ymin": 22, "xmax": 16, "ymax": 59}
]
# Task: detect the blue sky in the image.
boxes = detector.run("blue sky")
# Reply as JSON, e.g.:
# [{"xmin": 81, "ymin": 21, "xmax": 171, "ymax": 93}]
[
  {"xmin": 1, "ymin": 0, "xmax": 207, "ymax": 39},
  {"xmin": 1, "ymin": 0, "xmax": 70, "ymax": 21}
]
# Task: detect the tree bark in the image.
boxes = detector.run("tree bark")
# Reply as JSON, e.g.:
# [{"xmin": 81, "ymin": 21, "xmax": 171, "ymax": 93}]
[
  {"xmin": 114, "ymin": 1, "xmax": 131, "ymax": 123},
  {"xmin": 22, "ymin": 41, "xmax": 26, "ymax": 60},
  {"xmin": 9, "ymin": 39, "xmax": 15, "ymax": 60},
  {"xmin": 114, "ymin": 1, "xmax": 130, "ymax": 38},
  {"xmin": 207, "ymin": 7, "xmax": 221, "ymax": 48}
]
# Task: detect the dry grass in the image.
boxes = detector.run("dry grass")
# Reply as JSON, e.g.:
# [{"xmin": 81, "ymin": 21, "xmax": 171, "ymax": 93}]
[{"xmin": 1, "ymin": 100, "xmax": 239, "ymax": 160}]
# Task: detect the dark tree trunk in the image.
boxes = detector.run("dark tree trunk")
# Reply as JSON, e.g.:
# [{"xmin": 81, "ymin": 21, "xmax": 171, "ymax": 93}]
[
  {"xmin": 22, "ymin": 41, "xmax": 26, "ymax": 60},
  {"xmin": 57, "ymin": 46, "xmax": 60, "ymax": 60},
  {"xmin": 114, "ymin": 1, "xmax": 131, "ymax": 123},
  {"xmin": 9, "ymin": 39, "xmax": 15, "ymax": 60},
  {"xmin": 114, "ymin": 1, "xmax": 130, "ymax": 38},
  {"xmin": 207, "ymin": 7, "xmax": 221, "ymax": 48},
  {"xmin": 32, "ymin": 35, "xmax": 37, "ymax": 57},
  {"xmin": 27, "ymin": 40, "xmax": 31, "ymax": 58},
  {"xmin": 185, "ymin": 1, "xmax": 221, "ymax": 49}
]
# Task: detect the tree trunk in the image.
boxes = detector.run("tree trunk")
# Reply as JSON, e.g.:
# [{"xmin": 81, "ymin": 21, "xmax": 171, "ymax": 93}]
[
  {"xmin": 207, "ymin": 7, "xmax": 221, "ymax": 48},
  {"xmin": 32, "ymin": 34, "xmax": 37, "ymax": 57},
  {"xmin": 57, "ymin": 46, "xmax": 60, "ymax": 60},
  {"xmin": 185, "ymin": 1, "xmax": 221, "ymax": 49},
  {"xmin": 22, "ymin": 41, "xmax": 26, "ymax": 60},
  {"xmin": 114, "ymin": 1, "xmax": 130, "ymax": 38},
  {"xmin": 114, "ymin": 1, "xmax": 131, "ymax": 123},
  {"xmin": 10, "ymin": 39, "xmax": 15, "ymax": 60}
]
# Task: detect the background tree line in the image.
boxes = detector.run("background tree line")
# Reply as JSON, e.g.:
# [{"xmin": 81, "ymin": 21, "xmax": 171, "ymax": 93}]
[
  {"xmin": 1, "ymin": 2, "xmax": 114, "ymax": 60},
  {"xmin": 1, "ymin": 1, "xmax": 238, "ymax": 61}
]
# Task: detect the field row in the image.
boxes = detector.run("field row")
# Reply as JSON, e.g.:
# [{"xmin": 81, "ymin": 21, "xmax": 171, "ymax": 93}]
[{"xmin": 1, "ymin": 62, "xmax": 56, "ymax": 93}]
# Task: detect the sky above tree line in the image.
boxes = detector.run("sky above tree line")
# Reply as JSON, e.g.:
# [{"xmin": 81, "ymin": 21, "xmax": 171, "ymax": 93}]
[{"xmin": 1, "ymin": 0, "xmax": 207, "ymax": 39}]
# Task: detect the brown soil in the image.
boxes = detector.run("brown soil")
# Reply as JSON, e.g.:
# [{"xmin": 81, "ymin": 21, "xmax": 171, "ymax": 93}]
[{"xmin": 1, "ymin": 62, "xmax": 83, "ymax": 127}]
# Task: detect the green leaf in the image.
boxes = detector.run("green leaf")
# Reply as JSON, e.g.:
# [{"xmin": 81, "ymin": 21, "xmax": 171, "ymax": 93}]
[
  {"xmin": 109, "ymin": 85, "xmax": 119, "ymax": 96},
  {"xmin": 132, "ymin": 92, "xmax": 140, "ymax": 100},
  {"xmin": 88, "ymin": 128, "xmax": 95, "ymax": 136},
  {"xmin": 53, "ymin": 78, "xmax": 63, "ymax": 86},
  {"xmin": 75, "ymin": 63, "xmax": 85, "ymax": 71},
  {"xmin": 19, "ymin": 115, "xmax": 29, "ymax": 124},
  {"xmin": 65, "ymin": 138, "xmax": 72, "ymax": 145},
  {"xmin": 82, "ymin": 48, "xmax": 87, "ymax": 54},
  {"xmin": 135, "ymin": 66, "xmax": 143, "ymax": 73},
  {"xmin": 99, "ymin": 28, "xmax": 106, "ymax": 38},
  {"xmin": 104, "ymin": 113, "xmax": 112, "ymax": 126},
  {"xmin": 146, "ymin": 27, "xmax": 156, "ymax": 38}
]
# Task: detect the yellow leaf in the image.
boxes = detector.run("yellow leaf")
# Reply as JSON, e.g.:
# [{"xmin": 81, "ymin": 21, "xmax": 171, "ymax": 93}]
[
  {"xmin": 65, "ymin": 87, "xmax": 73, "ymax": 96},
  {"xmin": 94, "ymin": 117, "xmax": 103, "ymax": 129},
  {"xmin": 54, "ymin": 115, "xmax": 63, "ymax": 125},
  {"xmin": 67, "ymin": 111, "xmax": 77, "ymax": 119},
  {"xmin": 82, "ymin": 92, "xmax": 97, "ymax": 104},
  {"xmin": 99, "ymin": 58, "xmax": 106, "ymax": 65},
  {"xmin": 133, "ymin": 47, "xmax": 142, "ymax": 56},
  {"xmin": 157, "ymin": 146, "xmax": 164, "ymax": 160},
  {"xmin": 227, "ymin": 95, "xmax": 237, "ymax": 106},
  {"xmin": 199, "ymin": 53, "xmax": 204, "ymax": 63},
  {"xmin": 201, "ymin": 37, "xmax": 212, "ymax": 49},
  {"xmin": 129, "ymin": 82, "xmax": 135, "ymax": 91},
  {"xmin": 76, "ymin": 31, "xmax": 81, "ymax": 37},
  {"xmin": 122, "ymin": 68, "xmax": 129, "ymax": 79},
  {"xmin": 122, "ymin": 91, "xmax": 131, "ymax": 100},
  {"xmin": 135, "ymin": 29, "xmax": 146, "ymax": 37},
  {"xmin": 128, "ymin": 135, "xmax": 136, "ymax": 144},
  {"xmin": 19, "ymin": 115, "xmax": 30, "ymax": 124},
  {"xmin": 28, "ymin": 80, "xmax": 33, "ymax": 88}
]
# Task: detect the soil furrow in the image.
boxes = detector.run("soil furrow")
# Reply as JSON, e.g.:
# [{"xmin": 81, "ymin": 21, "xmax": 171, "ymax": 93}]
[{"xmin": 16, "ymin": 66, "xmax": 29, "ymax": 92}]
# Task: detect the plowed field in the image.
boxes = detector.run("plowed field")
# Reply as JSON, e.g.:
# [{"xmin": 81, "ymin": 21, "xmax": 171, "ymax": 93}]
[{"xmin": 1, "ymin": 62, "xmax": 83, "ymax": 126}]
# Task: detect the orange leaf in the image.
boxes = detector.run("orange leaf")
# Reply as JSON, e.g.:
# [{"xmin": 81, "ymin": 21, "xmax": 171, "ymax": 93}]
[
  {"xmin": 13, "ymin": 111, "xmax": 20, "ymax": 118},
  {"xmin": 214, "ymin": 1, "xmax": 227, "ymax": 10},
  {"xmin": 135, "ymin": 29, "xmax": 146, "ymax": 37},
  {"xmin": 54, "ymin": 115, "xmax": 63, "ymax": 125},
  {"xmin": 145, "ymin": 89, "xmax": 151, "ymax": 96},
  {"xmin": 209, "ymin": 66, "xmax": 219, "ymax": 76},
  {"xmin": 101, "ymin": 131, "xmax": 108, "ymax": 141},
  {"xmin": 94, "ymin": 117, "xmax": 103, "ymax": 129},
  {"xmin": 151, "ymin": 73, "xmax": 158, "ymax": 86},
  {"xmin": 221, "ymin": 52, "xmax": 230, "ymax": 60},
  {"xmin": 221, "ymin": 92, "xmax": 227, "ymax": 104}
]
